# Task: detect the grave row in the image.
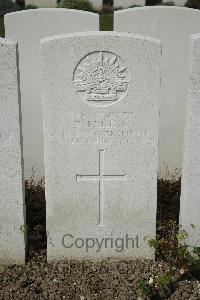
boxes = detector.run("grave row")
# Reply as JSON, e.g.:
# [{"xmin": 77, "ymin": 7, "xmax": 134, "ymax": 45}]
[
  {"xmin": 5, "ymin": 6, "xmax": 200, "ymax": 179},
  {"xmin": 0, "ymin": 7, "xmax": 200, "ymax": 264}
]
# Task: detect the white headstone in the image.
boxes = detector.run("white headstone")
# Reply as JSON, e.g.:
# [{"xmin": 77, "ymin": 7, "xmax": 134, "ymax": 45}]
[
  {"xmin": 41, "ymin": 32, "xmax": 161, "ymax": 260},
  {"xmin": 180, "ymin": 34, "xmax": 200, "ymax": 247},
  {"xmin": 5, "ymin": 9, "xmax": 99, "ymax": 179},
  {"xmin": 90, "ymin": 0, "xmax": 103, "ymax": 10},
  {"xmin": 173, "ymin": 0, "xmax": 186, "ymax": 6},
  {"xmin": 115, "ymin": 7, "xmax": 200, "ymax": 175},
  {"xmin": 0, "ymin": 38, "xmax": 26, "ymax": 265},
  {"xmin": 25, "ymin": 0, "xmax": 57, "ymax": 8},
  {"xmin": 114, "ymin": 0, "xmax": 145, "ymax": 8}
]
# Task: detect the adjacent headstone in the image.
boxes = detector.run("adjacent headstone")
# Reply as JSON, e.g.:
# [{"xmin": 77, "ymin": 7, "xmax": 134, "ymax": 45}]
[
  {"xmin": 41, "ymin": 32, "xmax": 161, "ymax": 260},
  {"xmin": 5, "ymin": 9, "xmax": 99, "ymax": 179},
  {"xmin": 115, "ymin": 7, "xmax": 200, "ymax": 175},
  {"xmin": 173, "ymin": 0, "xmax": 186, "ymax": 6},
  {"xmin": 114, "ymin": 0, "xmax": 145, "ymax": 8},
  {"xmin": 90, "ymin": 0, "xmax": 103, "ymax": 10},
  {"xmin": 180, "ymin": 34, "xmax": 200, "ymax": 247},
  {"xmin": 25, "ymin": 0, "xmax": 57, "ymax": 8},
  {"xmin": 0, "ymin": 38, "xmax": 26, "ymax": 265}
]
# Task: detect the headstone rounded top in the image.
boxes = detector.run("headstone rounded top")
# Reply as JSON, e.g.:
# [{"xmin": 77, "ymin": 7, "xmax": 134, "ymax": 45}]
[
  {"xmin": 5, "ymin": 8, "xmax": 98, "ymax": 19},
  {"xmin": 40, "ymin": 31, "xmax": 161, "ymax": 45},
  {"xmin": 115, "ymin": 5, "xmax": 200, "ymax": 16},
  {"xmin": 41, "ymin": 32, "xmax": 161, "ymax": 108}
]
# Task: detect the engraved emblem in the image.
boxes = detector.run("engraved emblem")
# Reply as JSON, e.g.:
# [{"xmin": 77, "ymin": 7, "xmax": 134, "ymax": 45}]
[{"xmin": 73, "ymin": 51, "xmax": 130, "ymax": 106}]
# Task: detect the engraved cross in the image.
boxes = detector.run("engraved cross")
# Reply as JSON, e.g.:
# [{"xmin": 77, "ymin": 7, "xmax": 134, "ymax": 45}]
[{"xmin": 76, "ymin": 150, "xmax": 127, "ymax": 227}]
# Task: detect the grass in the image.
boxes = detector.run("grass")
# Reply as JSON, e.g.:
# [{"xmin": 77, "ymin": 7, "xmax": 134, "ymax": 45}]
[
  {"xmin": 157, "ymin": 169, "xmax": 181, "ymax": 223},
  {"xmin": 0, "ymin": 16, "xmax": 5, "ymax": 38},
  {"xmin": 100, "ymin": 14, "xmax": 113, "ymax": 31}
]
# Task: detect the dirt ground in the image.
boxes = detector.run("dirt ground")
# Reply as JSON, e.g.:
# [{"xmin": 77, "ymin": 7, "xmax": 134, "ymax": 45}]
[
  {"xmin": 0, "ymin": 246, "xmax": 199, "ymax": 300},
  {"xmin": 0, "ymin": 174, "xmax": 200, "ymax": 299}
]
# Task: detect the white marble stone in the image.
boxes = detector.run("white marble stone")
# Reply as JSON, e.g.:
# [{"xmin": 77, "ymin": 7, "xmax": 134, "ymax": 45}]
[
  {"xmin": 25, "ymin": 0, "xmax": 57, "ymax": 8},
  {"xmin": 90, "ymin": 0, "xmax": 103, "ymax": 10},
  {"xmin": 5, "ymin": 9, "xmax": 99, "ymax": 179},
  {"xmin": 0, "ymin": 38, "xmax": 26, "ymax": 265},
  {"xmin": 173, "ymin": 0, "xmax": 186, "ymax": 6},
  {"xmin": 41, "ymin": 31, "xmax": 161, "ymax": 260},
  {"xmin": 180, "ymin": 34, "xmax": 200, "ymax": 247},
  {"xmin": 115, "ymin": 6, "xmax": 200, "ymax": 175},
  {"xmin": 114, "ymin": 0, "xmax": 145, "ymax": 8}
]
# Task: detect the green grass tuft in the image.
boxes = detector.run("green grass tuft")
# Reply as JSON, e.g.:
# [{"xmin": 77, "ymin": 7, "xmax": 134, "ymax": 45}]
[
  {"xmin": 0, "ymin": 17, "xmax": 5, "ymax": 38},
  {"xmin": 100, "ymin": 14, "xmax": 113, "ymax": 31}
]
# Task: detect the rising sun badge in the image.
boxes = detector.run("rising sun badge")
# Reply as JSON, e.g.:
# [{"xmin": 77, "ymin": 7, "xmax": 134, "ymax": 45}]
[{"xmin": 73, "ymin": 51, "xmax": 130, "ymax": 106}]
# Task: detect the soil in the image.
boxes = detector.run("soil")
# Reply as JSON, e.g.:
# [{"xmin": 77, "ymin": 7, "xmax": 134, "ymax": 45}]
[
  {"xmin": 0, "ymin": 248, "xmax": 199, "ymax": 300},
  {"xmin": 0, "ymin": 173, "xmax": 199, "ymax": 299}
]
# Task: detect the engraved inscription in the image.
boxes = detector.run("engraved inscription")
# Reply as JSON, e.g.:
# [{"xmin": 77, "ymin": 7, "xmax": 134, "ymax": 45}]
[
  {"xmin": 49, "ymin": 112, "xmax": 155, "ymax": 145},
  {"xmin": 73, "ymin": 51, "xmax": 130, "ymax": 106},
  {"xmin": 0, "ymin": 225, "xmax": 22, "ymax": 238},
  {"xmin": 0, "ymin": 131, "xmax": 9, "ymax": 140},
  {"xmin": 0, "ymin": 130, "xmax": 12, "ymax": 146},
  {"xmin": 0, "ymin": 225, "xmax": 23, "ymax": 249},
  {"xmin": 76, "ymin": 150, "xmax": 127, "ymax": 227}
]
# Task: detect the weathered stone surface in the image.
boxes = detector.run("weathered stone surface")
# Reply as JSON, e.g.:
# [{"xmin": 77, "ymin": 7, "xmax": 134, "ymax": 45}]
[
  {"xmin": 41, "ymin": 32, "xmax": 161, "ymax": 260},
  {"xmin": 180, "ymin": 34, "xmax": 200, "ymax": 247},
  {"xmin": 90, "ymin": 0, "xmax": 103, "ymax": 10},
  {"xmin": 25, "ymin": 0, "xmax": 57, "ymax": 8},
  {"xmin": 114, "ymin": 0, "xmax": 145, "ymax": 8},
  {"xmin": 115, "ymin": 7, "xmax": 200, "ymax": 174},
  {"xmin": 5, "ymin": 9, "xmax": 99, "ymax": 179},
  {"xmin": 173, "ymin": 0, "xmax": 187, "ymax": 6},
  {"xmin": 0, "ymin": 38, "xmax": 26, "ymax": 265}
]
